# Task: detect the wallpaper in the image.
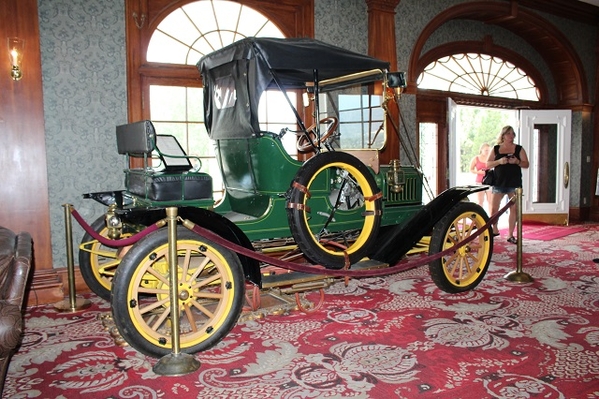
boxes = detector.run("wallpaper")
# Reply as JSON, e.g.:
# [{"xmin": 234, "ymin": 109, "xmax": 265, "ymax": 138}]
[
  {"xmin": 38, "ymin": 0, "xmax": 596, "ymax": 268},
  {"xmin": 38, "ymin": 0, "xmax": 127, "ymax": 267},
  {"xmin": 315, "ymin": 0, "xmax": 368, "ymax": 55}
]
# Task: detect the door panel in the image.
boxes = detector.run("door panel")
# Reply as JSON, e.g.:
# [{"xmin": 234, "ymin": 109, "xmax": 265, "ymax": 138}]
[
  {"xmin": 447, "ymin": 98, "xmax": 457, "ymax": 187},
  {"xmin": 519, "ymin": 110, "xmax": 571, "ymax": 224}
]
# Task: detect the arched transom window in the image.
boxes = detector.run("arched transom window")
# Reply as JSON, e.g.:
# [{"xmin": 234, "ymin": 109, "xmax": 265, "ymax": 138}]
[
  {"xmin": 147, "ymin": 0, "xmax": 285, "ymax": 65},
  {"xmin": 417, "ymin": 53, "xmax": 540, "ymax": 101},
  {"xmin": 144, "ymin": 0, "xmax": 288, "ymax": 199}
]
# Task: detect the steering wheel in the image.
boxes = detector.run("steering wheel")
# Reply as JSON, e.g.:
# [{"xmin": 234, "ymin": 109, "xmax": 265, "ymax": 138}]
[{"xmin": 297, "ymin": 117, "xmax": 339, "ymax": 152}]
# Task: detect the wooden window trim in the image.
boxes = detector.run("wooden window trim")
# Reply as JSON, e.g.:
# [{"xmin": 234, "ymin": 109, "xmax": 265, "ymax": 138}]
[{"xmin": 124, "ymin": 0, "xmax": 314, "ymax": 123}]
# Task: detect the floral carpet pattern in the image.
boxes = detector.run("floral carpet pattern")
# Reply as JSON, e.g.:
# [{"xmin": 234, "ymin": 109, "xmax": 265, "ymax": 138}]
[{"xmin": 5, "ymin": 224, "xmax": 599, "ymax": 398}]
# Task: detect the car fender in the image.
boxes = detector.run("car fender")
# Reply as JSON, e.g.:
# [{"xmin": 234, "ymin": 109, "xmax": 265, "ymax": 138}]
[
  {"xmin": 372, "ymin": 185, "xmax": 488, "ymax": 264},
  {"xmin": 118, "ymin": 206, "xmax": 261, "ymax": 286}
]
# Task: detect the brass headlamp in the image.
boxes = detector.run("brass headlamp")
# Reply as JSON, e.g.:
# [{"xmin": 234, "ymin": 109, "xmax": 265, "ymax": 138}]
[{"xmin": 387, "ymin": 159, "xmax": 405, "ymax": 193}]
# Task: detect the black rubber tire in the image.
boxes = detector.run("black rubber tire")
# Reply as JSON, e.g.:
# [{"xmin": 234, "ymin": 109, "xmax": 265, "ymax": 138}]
[
  {"xmin": 78, "ymin": 216, "xmax": 125, "ymax": 301},
  {"xmin": 428, "ymin": 202, "xmax": 493, "ymax": 293},
  {"xmin": 110, "ymin": 227, "xmax": 245, "ymax": 358},
  {"xmin": 287, "ymin": 151, "xmax": 382, "ymax": 269}
]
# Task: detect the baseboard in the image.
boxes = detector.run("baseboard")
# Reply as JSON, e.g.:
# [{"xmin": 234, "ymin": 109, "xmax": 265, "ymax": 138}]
[
  {"xmin": 569, "ymin": 206, "xmax": 590, "ymax": 223},
  {"xmin": 522, "ymin": 213, "xmax": 568, "ymax": 225},
  {"xmin": 522, "ymin": 207, "xmax": 592, "ymax": 226},
  {"xmin": 26, "ymin": 267, "xmax": 91, "ymax": 307}
]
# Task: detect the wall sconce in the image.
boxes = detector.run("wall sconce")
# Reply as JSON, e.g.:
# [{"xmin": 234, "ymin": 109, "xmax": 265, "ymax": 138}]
[{"xmin": 7, "ymin": 37, "xmax": 25, "ymax": 81}]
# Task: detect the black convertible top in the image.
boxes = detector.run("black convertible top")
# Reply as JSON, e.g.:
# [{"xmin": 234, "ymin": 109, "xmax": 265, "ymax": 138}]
[
  {"xmin": 197, "ymin": 37, "xmax": 389, "ymax": 139},
  {"xmin": 198, "ymin": 37, "xmax": 389, "ymax": 88}
]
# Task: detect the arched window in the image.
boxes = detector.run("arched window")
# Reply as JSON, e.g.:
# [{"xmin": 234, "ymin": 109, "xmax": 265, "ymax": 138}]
[
  {"xmin": 147, "ymin": 1, "xmax": 284, "ymax": 65},
  {"xmin": 139, "ymin": 0, "xmax": 292, "ymax": 199},
  {"xmin": 417, "ymin": 53, "xmax": 540, "ymax": 101}
]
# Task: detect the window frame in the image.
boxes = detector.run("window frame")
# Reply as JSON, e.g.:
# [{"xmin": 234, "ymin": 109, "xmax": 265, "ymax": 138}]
[
  {"xmin": 415, "ymin": 41, "xmax": 548, "ymax": 105},
  {"xmin": 124, "ymin": 0, "xmax": 314, "ymax": 127}
]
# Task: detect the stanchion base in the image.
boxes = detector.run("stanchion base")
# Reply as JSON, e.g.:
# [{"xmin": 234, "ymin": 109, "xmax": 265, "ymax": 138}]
[
  {"xmin": 53, "ymin": 297, "xmax": 92, "ymax": 313},
  {"xmin": 153, "ymin": 352, "xmax": 200, "ymax": 376},
  {"xmin": 504, "ymin": 270, "xmax": 533, "ymax": 283}
]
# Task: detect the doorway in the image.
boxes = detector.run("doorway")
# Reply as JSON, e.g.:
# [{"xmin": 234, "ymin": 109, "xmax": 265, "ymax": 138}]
[
  {"xmin": 452, "ymin": 105, "xmax": 518, "ymax": 188},
  {"xmin": 449, "ymin": 104, "xmax": 571, "ymax": 224}
]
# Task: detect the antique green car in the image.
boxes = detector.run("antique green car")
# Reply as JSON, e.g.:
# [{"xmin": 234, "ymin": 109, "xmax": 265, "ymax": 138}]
[{"xmin": 77, "ymin": 37, "xmax": 492, "ymax": 358}]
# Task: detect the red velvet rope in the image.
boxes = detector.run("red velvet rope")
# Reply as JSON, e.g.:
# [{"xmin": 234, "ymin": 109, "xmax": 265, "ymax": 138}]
[
  {"xmin": 185, "ymin": 199, "xmax": 513, "ymax": 278},
  {"xmin": 70, "ymin": 198, "xmax": 513, "ymax": 278},
  {"xmin": 70, "ymin": 208, "xmax": 161, "ymax": 247}
]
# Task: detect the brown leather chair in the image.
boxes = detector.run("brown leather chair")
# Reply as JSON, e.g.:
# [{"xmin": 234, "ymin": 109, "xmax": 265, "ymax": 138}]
[{"xmin": 0, "ymin": 226, "xmax": 32, "ymax": 395}]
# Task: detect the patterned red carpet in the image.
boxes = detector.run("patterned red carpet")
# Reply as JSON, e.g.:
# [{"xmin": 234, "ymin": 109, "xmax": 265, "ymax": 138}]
[
  {"xmin": 519, "ymin": 223, "xmax": 588, "ymax": 241},
  {"xmin": 5, "ymin": 224, "xmax": 599, "ymax": 398}
]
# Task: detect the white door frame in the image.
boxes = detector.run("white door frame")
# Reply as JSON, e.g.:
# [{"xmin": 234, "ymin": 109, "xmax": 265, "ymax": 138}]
[{"xmin": 519, "ymin": 109, "xmax": 571, "ymax": 223}]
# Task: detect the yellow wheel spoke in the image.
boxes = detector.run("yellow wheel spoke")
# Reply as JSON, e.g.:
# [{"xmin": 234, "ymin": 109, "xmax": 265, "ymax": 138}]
[
  {"xmin": 89, "ymin": 249, "xmax": 119, "ymax": 258},
  {"xmin": 96, "ymin": 259, "xmax": 120, "ymax": 275}
]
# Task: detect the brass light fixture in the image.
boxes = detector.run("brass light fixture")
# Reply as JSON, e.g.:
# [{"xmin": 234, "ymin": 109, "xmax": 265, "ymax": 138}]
[
  {"xmin": 8, "ymin": 37, "xmax": 24, "ymax": 81},
  {"xmin": 387, "ymin": 159, "xmax": 405, "ymax": 193}
]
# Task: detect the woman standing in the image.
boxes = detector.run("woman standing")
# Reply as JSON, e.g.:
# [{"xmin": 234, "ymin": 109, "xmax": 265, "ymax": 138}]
[
  {"xmin": 486, "ymin": 126, "xmax": 529, "ymax": 244},
  {"xmin": 469, "ymin": 143, "xmax": 491, "ymax": 212}
]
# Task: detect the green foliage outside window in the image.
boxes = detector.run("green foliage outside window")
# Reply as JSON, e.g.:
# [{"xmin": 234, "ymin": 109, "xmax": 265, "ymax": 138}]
[{"xmin": 458, "ymin": 107, "xmax": 513, "ymax": 173}]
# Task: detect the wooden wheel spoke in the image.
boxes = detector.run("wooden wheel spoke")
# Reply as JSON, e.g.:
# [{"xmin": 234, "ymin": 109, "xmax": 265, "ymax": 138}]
[
  {"xmin": 455, "ymin": 221, "xmax": 465, "ymax": 240},
  {"xmin": 192, "ymin": 273, "xmax": 222, "ymax": 290},
  {"xmin": 468, "ymin": 240, "xmax": 483, "ymax": 251},
  {"xmin": 444, "ymin": 253, "xmax": 459, "ymax": 275},
  {"xmin": 183, "ymin": 303, "xmax": 198, "ymax": 333},
  {"xmin": 137, "ymin": 287, "xmax": 169, "ymax": 295},
  {"xmin": 149, "ymin": 306, "xmax": 171, "ymax": 331},
  {"xmin": 195, "ymin": 291, "xmax": 224, "ymax": 300},
  {"xmin": 445, "ymin": 234, "xmax": 459, "ymax": 246},
  {"xmin": 145, "ymin": 264, "xmax": 170, "ymax": 286},
  {"xmin": 465, "ymin": 252, "xmax": 480, "ymax": 267},
  {"xmin": 139, "ymin": 297, "xmax": 169, "ymax": 315},
  {"xmin": 190, "ymin": 299, "xmax": 215, "ymax": 319},
  {"xmin": 179, "ymin": 248, "xmax": 192, "ymax": 282},
  {"xmin": 188, "ymin": 257, "xmax": 212, "ymax": 282},
  {"xmin": 459, "ymin": 257, "xmax": 472, "ymax": 279}
]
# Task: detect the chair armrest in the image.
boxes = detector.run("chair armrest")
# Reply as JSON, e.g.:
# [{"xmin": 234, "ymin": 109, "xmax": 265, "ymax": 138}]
[
  {"xmin": 0, "ymin": 303, "xmax": 23, "ymax": 358},
  {"xmin": 4, "ymin": 232, "xmax": 32, "ymax": 308}
]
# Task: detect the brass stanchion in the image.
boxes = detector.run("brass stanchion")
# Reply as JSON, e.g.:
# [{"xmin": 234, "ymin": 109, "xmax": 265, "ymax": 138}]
[
  {"xmin": 54, "ymin": 204, "xmax": 91, "ymax": 312},
  {"xmin": 153, "ymin": 207, "xmax": 200, "ymax": 375},
  {"xmin": 504, "ymin": 188, "xmax": 533, "ymax": 283}
]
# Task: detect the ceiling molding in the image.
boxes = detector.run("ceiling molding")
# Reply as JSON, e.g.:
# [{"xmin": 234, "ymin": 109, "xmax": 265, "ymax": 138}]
[{"xmin": 498, "ymin": 0, "xmax": 599, "ymax": 25}]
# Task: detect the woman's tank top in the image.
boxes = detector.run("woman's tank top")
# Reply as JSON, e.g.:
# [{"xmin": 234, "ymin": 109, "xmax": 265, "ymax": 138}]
[
  {"xmin": 493, "ymin": 145, "xmax": 522, "ymax": 188},
  {"xmin": 475, "ymin": 157, "xmax": 487, "ymax": 184}
]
